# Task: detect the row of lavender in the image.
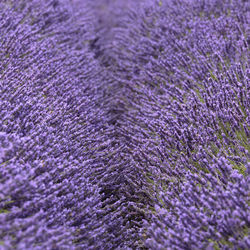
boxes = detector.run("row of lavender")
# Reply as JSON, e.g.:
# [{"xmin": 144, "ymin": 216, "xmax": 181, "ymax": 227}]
[
  {"xmin": 0, "ymin": 0, "xmax": 249, "ymax": 249},
  {"xmin": 110, "ymin": 0, "xmax": 249, "ymax": 249},
  {"xmin": 92, "ymin": 0, "xmax": 250, "ymax": 248},
  {"xmin": 0, "ymin": 0, "xmax": 111, "ymax": 248}
]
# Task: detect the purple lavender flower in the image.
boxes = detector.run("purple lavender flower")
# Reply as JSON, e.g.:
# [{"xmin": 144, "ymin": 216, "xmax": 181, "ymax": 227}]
[{"xmin": 0, "ymin": 0, "xmax": 249, "ymax": 249}]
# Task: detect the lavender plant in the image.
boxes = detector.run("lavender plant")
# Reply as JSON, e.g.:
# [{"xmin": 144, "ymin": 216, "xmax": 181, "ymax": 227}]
[{"xmin": 0, "ymin": 0, "xmax": 249, "ymax": 249}]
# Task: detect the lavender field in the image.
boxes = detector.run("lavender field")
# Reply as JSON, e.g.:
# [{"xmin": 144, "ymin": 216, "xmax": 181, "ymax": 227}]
[{"xmin": 0, "ymin": 0, "xmax": 249, "ymax": 249}]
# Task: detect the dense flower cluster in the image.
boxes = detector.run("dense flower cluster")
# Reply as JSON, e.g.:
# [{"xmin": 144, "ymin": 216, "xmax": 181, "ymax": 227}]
[{"xmin": 0, "ymin": 0, "xmax": 249, "ymax": 249}]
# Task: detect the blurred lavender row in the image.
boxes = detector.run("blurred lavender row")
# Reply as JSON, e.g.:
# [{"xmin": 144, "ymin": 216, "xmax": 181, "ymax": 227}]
[{"xmin": 0, "ymin": 0, "xmax": 249, "ymax": 249}]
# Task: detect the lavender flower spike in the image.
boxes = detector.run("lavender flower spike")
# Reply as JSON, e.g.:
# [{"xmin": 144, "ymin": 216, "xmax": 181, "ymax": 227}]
[{"xmin": 0, "ymin": 0, "xmax": 249, "ymax": 249}]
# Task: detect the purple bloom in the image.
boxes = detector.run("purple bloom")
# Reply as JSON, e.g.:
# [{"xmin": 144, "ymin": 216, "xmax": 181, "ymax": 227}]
[{"xmin": 0, "ymin": 0, "xmax": 249, "ymax": 249}]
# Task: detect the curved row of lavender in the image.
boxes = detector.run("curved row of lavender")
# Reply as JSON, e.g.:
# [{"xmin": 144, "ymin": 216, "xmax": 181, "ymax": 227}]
[{"xmin": 0, "ymin": 0, "xmax": 249, "ymax": 249}]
